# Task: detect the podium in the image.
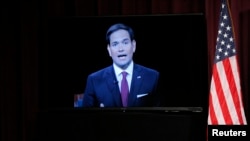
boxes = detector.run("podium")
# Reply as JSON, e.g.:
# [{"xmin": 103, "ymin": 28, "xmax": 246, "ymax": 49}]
[{"xmin": 36, "ymin": 107, "xmax": 206, "ymax": 141}]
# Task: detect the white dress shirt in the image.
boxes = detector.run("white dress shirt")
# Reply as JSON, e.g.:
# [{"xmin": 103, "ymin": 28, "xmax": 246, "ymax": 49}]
[{"xmin": 113, "ymin": 61, "xmax": 134, "ymax": 92}]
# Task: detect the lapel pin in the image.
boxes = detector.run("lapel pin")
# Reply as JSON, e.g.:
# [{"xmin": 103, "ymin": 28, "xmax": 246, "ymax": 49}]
[
  {"xmin": 100, "ymin": 103, "xmax": 104, "ymax": 107},
  {"xmin": 137, "ymin": 76, "xmax": 141, "ymax": 79}
]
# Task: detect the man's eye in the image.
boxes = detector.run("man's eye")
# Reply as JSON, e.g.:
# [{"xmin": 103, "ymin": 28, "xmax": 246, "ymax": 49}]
[
  {"xmin": 123, "ymin": 41, "xmax": 129, "ymax": 45},
  {"xmin": 112, "ymin": 43, "xmax": 118, "ymax": 47}
]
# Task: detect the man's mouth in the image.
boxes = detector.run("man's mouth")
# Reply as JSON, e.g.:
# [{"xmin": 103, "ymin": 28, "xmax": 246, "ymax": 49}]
[{"xmin": 118, "ymin": 54, "xmax": 127, "ymax": 58}]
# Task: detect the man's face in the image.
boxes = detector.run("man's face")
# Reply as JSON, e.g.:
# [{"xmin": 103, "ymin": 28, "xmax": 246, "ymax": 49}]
[{"xmin": 107, "ymin": 29, "xmax": 136, "ymax": 69}]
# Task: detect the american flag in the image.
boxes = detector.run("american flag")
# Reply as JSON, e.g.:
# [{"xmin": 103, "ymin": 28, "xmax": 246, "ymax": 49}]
[{"xmin": 207, "ymin": 0, "xmax": 247, "ymax": 125}]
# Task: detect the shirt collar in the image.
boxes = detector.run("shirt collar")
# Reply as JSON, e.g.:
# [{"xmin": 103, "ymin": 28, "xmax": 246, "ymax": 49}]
[{"xmin": 113, "ymin": 61, "xmax": 134, "ymax": 76}]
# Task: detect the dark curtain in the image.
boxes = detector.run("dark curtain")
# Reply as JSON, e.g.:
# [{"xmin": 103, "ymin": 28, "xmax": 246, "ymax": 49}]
[{"xmin": 1, "ymin": 0, "xmax": 249, "ymax": 141}]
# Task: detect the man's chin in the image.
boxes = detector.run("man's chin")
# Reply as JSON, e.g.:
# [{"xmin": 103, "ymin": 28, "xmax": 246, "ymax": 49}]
[{"xmin": 116, "ymin": 62, "xmax": 130, "ymax": 69}]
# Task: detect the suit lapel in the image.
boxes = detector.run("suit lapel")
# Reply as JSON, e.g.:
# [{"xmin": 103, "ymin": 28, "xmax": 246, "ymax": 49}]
[
  {"xmin": 105, "ymin": 66, "xmax": 122, "ymax": 107},
  {"xmin": 128, "ymin": 64, "xmax": 143, "ymax": 107}
]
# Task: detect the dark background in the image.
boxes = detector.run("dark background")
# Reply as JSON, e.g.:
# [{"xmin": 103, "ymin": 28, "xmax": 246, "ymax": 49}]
[
  {"xmin": 1, "ymin": 0, "xmax": 249, "ymax": 141},
  {"xmin": 46, "ymin": 14, "xmax": 208, "ymax": 108}
]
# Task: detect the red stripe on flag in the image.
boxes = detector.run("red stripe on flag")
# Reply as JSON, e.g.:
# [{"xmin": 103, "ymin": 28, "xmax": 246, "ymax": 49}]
[
  {"xmin": 208, "ymin": 93, "xmax": 218, "ymax": 124},
  {"xmin": 225, "ymin": 57, "xmax": 245, "ymax": 124},
  {"xmin": 213, "ymin": 63, "xmax": 233, "ymax": 124}
]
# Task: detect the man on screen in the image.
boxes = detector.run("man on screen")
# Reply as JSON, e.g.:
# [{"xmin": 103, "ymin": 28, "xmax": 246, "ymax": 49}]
[{"xmin": 82, "ymin": 23, "xmax": 160, "ymax": 107}]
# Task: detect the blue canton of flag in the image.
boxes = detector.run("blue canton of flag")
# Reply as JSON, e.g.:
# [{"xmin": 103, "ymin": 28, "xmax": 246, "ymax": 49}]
[{"xmin": 215, "ymin": 0, "xmax": 236, "ymax": 63}]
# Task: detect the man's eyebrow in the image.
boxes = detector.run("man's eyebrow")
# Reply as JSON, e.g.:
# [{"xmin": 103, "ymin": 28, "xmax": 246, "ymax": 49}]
[
  {"xmin": 111, "ymin": 38, "xmax": 129, "ymax": 43},
  {"xmin": 111, "ymin": 41, "xmax": 118, "ymax": 45},
  {"xmin": 122, "ymin": 38, "xmax": 130, "ymax": 42}
]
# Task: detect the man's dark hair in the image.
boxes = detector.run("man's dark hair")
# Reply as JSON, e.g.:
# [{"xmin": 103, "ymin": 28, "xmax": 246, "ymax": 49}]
[{"xmin": 106, "ymin": 23, "xmax": 135, "ymax": 45}]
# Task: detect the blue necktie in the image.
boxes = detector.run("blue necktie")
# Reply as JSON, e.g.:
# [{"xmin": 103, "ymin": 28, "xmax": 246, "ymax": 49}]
[{"xmin": 121, "ymin": 71, "xmax": 129, "ymax": 107}]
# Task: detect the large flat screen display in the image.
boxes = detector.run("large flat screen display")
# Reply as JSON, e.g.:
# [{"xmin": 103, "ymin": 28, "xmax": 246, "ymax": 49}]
[{"xmin": 45, "ymin": 14, "xmax": 208, "ymax": 109}]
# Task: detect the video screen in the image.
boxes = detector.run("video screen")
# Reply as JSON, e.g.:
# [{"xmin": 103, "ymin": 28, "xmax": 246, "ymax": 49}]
[{"xmin": 45, "ymin": 14, "xmax": 208, "ymax": 109}]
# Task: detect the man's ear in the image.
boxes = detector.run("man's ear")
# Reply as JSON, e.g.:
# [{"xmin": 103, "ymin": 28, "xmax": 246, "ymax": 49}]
[
  {"xmin": 132, "ymin": 40, "xmax": 136, "ymax": 52},
  {"xmin": 107, "ymin": 45, "xmax": 111, "ymax": 56}
]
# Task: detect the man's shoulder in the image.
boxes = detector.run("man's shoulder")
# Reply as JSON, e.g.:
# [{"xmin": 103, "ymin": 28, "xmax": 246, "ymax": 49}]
[
  {"xmin": 135, "ymin": 64, "xmax": 159, "ymax": 75},
  {"xmin": 88, "ymin": 65, "xmax": 113, "ymax": 77}
]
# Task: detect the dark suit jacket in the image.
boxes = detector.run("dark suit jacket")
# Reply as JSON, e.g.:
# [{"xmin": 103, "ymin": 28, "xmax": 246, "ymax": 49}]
[{"xmin": 82, "ymin": 64, "xmax": 160, "ymax": 107}]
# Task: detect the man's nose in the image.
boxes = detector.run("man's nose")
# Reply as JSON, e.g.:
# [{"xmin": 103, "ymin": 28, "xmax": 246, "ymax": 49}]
[{"xmin": 118, "ymin": 44, "xmax": 125, "ymax": 51}]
